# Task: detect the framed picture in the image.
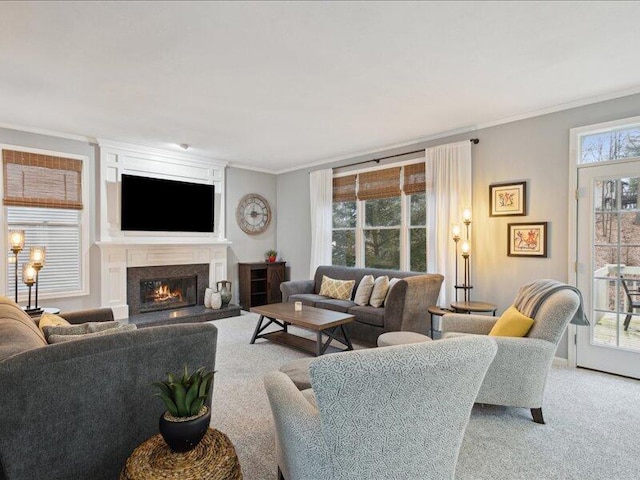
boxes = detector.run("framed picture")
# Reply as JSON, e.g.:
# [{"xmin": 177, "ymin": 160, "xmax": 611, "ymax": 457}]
[
  {"xmin": 508, "ymin": 222, "xmax": 548, "ymax": 257},
  {"xmin": 490, "ymin": 181, "xmax": 526, "ymax": 217}
]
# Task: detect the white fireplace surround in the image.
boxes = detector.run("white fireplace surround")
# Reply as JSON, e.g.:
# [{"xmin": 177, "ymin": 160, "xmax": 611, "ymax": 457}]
[
  {"xmin": 96, "ymin": 140, "xmax": 231, "ymax": 319},
  {"xmin": 97, "ymin": 242, "xmax": 229, "ymax": 320}
]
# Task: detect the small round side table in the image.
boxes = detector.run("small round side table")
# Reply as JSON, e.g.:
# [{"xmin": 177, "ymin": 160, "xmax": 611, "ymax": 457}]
[
  {"xmin": 450, "ymin": 301, "xmax": 497, "ymax": 316},
  {"xmin": 120, "ymin": 428, "xmax": 242, "ymax": 480},
  {"xmin": 427, "ymin": 305, "xmax": 454, "ymax": 338}
]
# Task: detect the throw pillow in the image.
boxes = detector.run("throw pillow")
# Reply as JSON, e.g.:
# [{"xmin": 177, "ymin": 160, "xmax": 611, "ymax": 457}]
[
  {"xmin": 42, "ymin": 321, "xmax": 123, "ymax": 342},
  {"xmin": 384, "ymin": 277, "xmax": 401, "ymax": 306},
  {"xmin": 38, "ymin": 313, "xmax": 70, "ymax": 335},
  {"xmin": 353, "ymin": 275, "xmax": 375, "ymax": 306},
  {"xmin": 47, "ymin": 323, "xmax": 137, "ymax": 344},
  {"xmin": 369, "ymin": 276, "xmax": 390, "ymax": 308},
  {"xmin": 489, "ymin": 306, "xmax": 535, "ymax": 337},
  {"xmin": 318, "ymin": 275, "xmax": 356, "ymax": 301}
]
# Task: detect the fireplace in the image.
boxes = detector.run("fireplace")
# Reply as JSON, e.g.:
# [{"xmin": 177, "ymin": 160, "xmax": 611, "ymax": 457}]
[
  {"xmin": 127, "ymin": 264, "xmax": 209, "ymax": 316},
  {"xmin": 139, "ymin": 275, "xmax": 197, "ymax": 313}
]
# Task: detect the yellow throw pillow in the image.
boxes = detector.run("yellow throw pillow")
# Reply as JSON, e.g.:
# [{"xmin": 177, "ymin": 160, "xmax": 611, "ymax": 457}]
[
  {"xmin": 318, "ymin": 275, "xmax": 356, "ymax": 301},
  {"xmin": 38, "ymin": 313, "xmax": 70, "ymax": 335},
  {"xmin": 489, "ymin": 306, "xmax": 534, "ymax": 337}
]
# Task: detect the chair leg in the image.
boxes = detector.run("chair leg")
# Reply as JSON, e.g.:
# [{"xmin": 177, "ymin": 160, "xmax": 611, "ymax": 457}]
[
  {"xmin": 278, "ymin": 466, "xmax": 285, "ymax": 480},
  {"xmin": 624, "ymin": 313, "xmax": 632, "ymax": 331},
  {"xmin": 531, "ymin": 407, "xmax": 545, "ymax": 424}
]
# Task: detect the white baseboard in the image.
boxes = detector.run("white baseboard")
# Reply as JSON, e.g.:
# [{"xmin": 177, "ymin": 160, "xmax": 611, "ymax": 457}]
[{"xmin": 552, "ymin": 356, "xmax": 569, "ymax": 367}]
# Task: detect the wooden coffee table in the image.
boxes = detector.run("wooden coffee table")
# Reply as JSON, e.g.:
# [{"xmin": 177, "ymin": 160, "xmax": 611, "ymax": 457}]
[{"xmin": 249, "ymin": 302, "xmax": 354, "ymax": 356}]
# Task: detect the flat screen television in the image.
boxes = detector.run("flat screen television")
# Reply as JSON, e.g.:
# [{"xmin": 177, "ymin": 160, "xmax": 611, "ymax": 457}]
[{"xmin": 121, "ymin": 174, "xmax": 215, "ymax": 233}]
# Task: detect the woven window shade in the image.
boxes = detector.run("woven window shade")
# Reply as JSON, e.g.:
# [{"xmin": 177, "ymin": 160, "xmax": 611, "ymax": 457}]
[
  {"xmin": 3, "ymin": 150, "xmax": 83, "ymax": 209},
  {"xmin": 403, "ymin": 162, "xmax": 426, "ymax": 194},
  {"xmin": 357, "ymin": 167, "xmax": 401, "ymax": 200},
  {"xmin": 333, "ymin": 175, "xmax": 357, "ymax": 202}
]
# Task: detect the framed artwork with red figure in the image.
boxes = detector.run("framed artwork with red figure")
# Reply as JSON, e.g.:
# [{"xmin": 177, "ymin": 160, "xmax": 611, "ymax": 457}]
[
  {"xmin": 508, "ymin": 222, "xmax": 548, "ymax": 257},
  {"xmin": 490, "ymin": 181, "xmax": 526, "ymax": 217}
]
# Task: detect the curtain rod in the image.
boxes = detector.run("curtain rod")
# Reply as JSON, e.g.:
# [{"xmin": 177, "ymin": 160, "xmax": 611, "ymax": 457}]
[{"xmin": 332, "ymin": 138, "xmax": 479, "ymax": 171}]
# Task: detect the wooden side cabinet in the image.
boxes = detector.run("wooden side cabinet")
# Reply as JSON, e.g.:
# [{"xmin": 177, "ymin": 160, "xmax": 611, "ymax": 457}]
[{"xmin": 238, "ymin": 262, "xmax": 286, "ymax": 310}]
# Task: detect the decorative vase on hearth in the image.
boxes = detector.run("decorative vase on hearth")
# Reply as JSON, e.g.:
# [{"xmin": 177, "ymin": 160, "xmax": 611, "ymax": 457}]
[
  {"xmin": 216, "ymin": 280, "xmax": 232, "ymax": 308},
  {"xmin": 210, "ymin": 290, "xmax": 222, "ymax": 309}
]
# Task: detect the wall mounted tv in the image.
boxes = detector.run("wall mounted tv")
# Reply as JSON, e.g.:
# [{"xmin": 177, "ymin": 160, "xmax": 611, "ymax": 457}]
[{"xmin": 121, "ymin": 174, "xmax": 215, "ymax": 233}]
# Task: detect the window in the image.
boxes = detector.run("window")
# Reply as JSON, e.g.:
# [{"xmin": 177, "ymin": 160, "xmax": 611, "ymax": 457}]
[
  {"xmin": 580, "ymin": 124, "xmax": 640, "ymax": 164},
  {"xmin": 3, "ymin": 147, "xmax": 88, "ymax": 300},
  {"xmin": 332, "ymin": 162, "xmax": 427, "ymax": 271},
  {"xmin": 332, "ymin": 175, "xmax": 356, "ymax": 267}
]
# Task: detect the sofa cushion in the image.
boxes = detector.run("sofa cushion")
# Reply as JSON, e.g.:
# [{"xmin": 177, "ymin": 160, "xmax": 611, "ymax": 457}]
[
  {"xmin": 348, "ymin": 305, "xmax": 385, "ymax": 327},
  {"xmin": 279, "ymin": 357, "xmax": 314, "ymax": 390},
  {"xmin": 0, "ymin": 296, "xmax": 47, "ymax": 362},
  {"xmin": 318, "ymin": 275, "xmax": 355, "ymax": 300},
  {"xmin": 369, "ymin": 276, "xmax": 390, "ymax": 307},
  {"xmin": 384, "ymin": 277, "xmax": 401, "ymax": 306},
  {"xmin": 47, "ymin": 323, "xmax": 137, "ymax": 344},
  {"xmin": 315, "ymin": 299, "xmax": 357, "ymax": 313},
  {"xmin": 38, "ymin": 312, "xmax": 70, "ymax": 334},
  {"xmin": 353, "ymin": 274, "xmax": 375, "ymax": 306},
  {"xmin": 288, "ymin": 293, "xmax": 329, "ymax": 307},
  {"xmin": 42, "ymin": 321, "xmax": 124, "ymax": 342}
]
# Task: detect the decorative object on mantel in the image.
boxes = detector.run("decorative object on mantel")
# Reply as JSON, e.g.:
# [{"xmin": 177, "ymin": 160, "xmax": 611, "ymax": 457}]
[
  {"xmin": 452, "ymin": 208, "xmax": 473, "ymax": 302},
  {"xmin": 508, "ymin": 222, "xmax": 548, "ymax": 257},
  {"xmin": 8, "ymin": 230, "xmax": 25, "ymax": 303},
  {"xmin": 490, "ymin": 181, "xmax": 527, "ymax": 217},
  {"xmin": 236, "ymin": 193, "xmax": 271, "ymax": 235},
  {"xmin": 265, "ymin": 249, "xmax": 277, "ymax": 262},
  {"xmin": 152, "ymin": 365, "xmax": 215, "ymax": 453},
  {"xmin": 216, "ymin": 280, "xmax": 232, "ymax": 308}
]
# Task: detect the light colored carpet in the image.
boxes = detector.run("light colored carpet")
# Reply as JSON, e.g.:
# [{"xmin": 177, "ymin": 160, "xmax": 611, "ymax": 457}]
[{"xmin": 210, "ymin": 312, "xmax": 640, "ymax": 480}]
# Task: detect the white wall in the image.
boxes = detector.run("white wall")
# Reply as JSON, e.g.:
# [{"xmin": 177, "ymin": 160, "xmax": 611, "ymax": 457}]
[
  {"xmin": 275, "ymin": 92, "xmax": 640, "ymax": 359},
  {"xmin": 226, "ymin": 167, "xmax": 278, "ymax": 302}
]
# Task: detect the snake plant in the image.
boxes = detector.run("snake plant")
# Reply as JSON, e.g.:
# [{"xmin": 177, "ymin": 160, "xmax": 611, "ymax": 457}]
[{"xmin": 152, "ymin": 365, "xmax": 215, "ymax": 418}]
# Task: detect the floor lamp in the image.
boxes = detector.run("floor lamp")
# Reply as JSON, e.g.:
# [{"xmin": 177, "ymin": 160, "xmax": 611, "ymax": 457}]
[
  {"xmin": 30, "ymin": 246, "xmax": 45, "ymax": 314},
  {"xmin": 8, "ymin": 230, "xmax": 25, "ymax": 304},
  {"xmin": 22, "ymin": 262, "xmax": 38, "ymax": 314},
  {"xmin": 452, "ymin": 209, "xmax": 473, "ymax": 303}
]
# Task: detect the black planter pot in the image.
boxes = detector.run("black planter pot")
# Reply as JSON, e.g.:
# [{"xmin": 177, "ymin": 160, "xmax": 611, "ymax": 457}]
[{"xmin": 159, "ymin": 407, "xmax": 211, "ymax": 453}]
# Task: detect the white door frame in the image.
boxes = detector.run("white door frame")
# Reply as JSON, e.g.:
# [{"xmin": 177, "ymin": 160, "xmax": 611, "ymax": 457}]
[{"xmin": 568, "ymin": 114, "xmax": 640, "ymax": 368}]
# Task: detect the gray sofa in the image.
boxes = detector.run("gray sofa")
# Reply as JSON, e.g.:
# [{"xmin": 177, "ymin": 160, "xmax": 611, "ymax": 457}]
[
  {"xmin": 280, "ymin": 265, "xmax": 443, "ymax": 345},
  {"xmin": 0, "ymin": 296, "xmax": 218, "ymax": 480}
]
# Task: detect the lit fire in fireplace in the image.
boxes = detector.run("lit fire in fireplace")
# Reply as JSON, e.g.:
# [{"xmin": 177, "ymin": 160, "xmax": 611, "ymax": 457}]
[{"xmin": 151, "ymin": 284, "xmax": 183, "ymax": 303}]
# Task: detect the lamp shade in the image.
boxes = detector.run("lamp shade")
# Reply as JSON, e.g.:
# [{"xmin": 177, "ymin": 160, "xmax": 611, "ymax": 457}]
[
  {"xmin": 461, "ymin": 241, "xmax": 471, "ymax": 255},
  {"xmin": 30, "ymin": 247, "xmax": 46, "ymax": 268},
  {"xmin": 452, "ymin": 224, "xmax": 461, "ymax": 240},
  {"xmin": 22, "ymin": 263, "xmax": 37, "ymax": 285},
  {"xmin": 462, "ymin": 208, "xmax": 472, "ymax": 222},
  {"xmin": 9, "ymin": 230, "xmax": 25, "ymax": 252}
]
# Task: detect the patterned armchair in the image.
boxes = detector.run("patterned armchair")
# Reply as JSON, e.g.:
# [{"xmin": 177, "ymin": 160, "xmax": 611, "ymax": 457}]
[
  {"xmin": 263, "ymin": 336, "xmax": 497, "ymax": 480},
  {"xmin": 440, "ymin": 280, "xmax": 584, "ymax": 424}
]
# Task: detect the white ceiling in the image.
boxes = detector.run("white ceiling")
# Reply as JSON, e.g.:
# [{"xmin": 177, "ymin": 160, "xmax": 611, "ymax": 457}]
[{"xmin": 2, "ymin": 1, "xmax": 640, "ymax": 172}]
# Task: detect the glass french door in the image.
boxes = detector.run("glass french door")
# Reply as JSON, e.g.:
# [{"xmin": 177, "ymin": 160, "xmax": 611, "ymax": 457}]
[{"xmin": 576, "ymin": 161, "xmax": 640, "ymax": 379}]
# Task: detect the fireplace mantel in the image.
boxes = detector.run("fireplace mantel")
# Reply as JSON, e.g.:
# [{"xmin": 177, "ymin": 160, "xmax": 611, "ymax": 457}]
[{"xmin": 97, "ymin": 242, "xmax": 229, "ymax": 320}]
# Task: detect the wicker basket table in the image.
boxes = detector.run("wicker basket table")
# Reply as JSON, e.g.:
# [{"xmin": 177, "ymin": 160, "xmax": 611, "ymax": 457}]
[{"xmin": 120, "ymin": 428, "xmax": 242, "ymax": 480}]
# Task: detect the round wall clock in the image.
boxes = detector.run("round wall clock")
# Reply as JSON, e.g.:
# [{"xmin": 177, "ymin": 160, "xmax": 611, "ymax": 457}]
[{"xmin": 236, "ymin": 193, "xmax": 272, "ymax": 235}]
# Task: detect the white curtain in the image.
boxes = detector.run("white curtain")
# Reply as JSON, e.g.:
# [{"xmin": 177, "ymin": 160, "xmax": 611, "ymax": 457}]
[
  {"xmin": 425, "ymin": 140, "xmax": 472, "ymax": 307},
  {"xmin": 309, "ymin": 169, "xmax": 333, "ymax": 277}
]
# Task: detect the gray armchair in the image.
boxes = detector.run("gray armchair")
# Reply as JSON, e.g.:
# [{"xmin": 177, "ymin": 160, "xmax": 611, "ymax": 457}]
[
  {"xmin": 264, "ymin": 336, "xmax": 497, "ymax": 480},
  {"xmin": 440, "ymin": 281, "xmax": 583, "ymax": 424}
]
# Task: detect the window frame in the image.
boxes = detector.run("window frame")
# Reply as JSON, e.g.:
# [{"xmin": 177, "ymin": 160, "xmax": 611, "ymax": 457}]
[
  {"xmin": 1, "ymin": 144, "xmax": 91, "ymax": 301},
  {"xmin": 332, "ymin": 159, "xmax": 427, "ymax": 271}
]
